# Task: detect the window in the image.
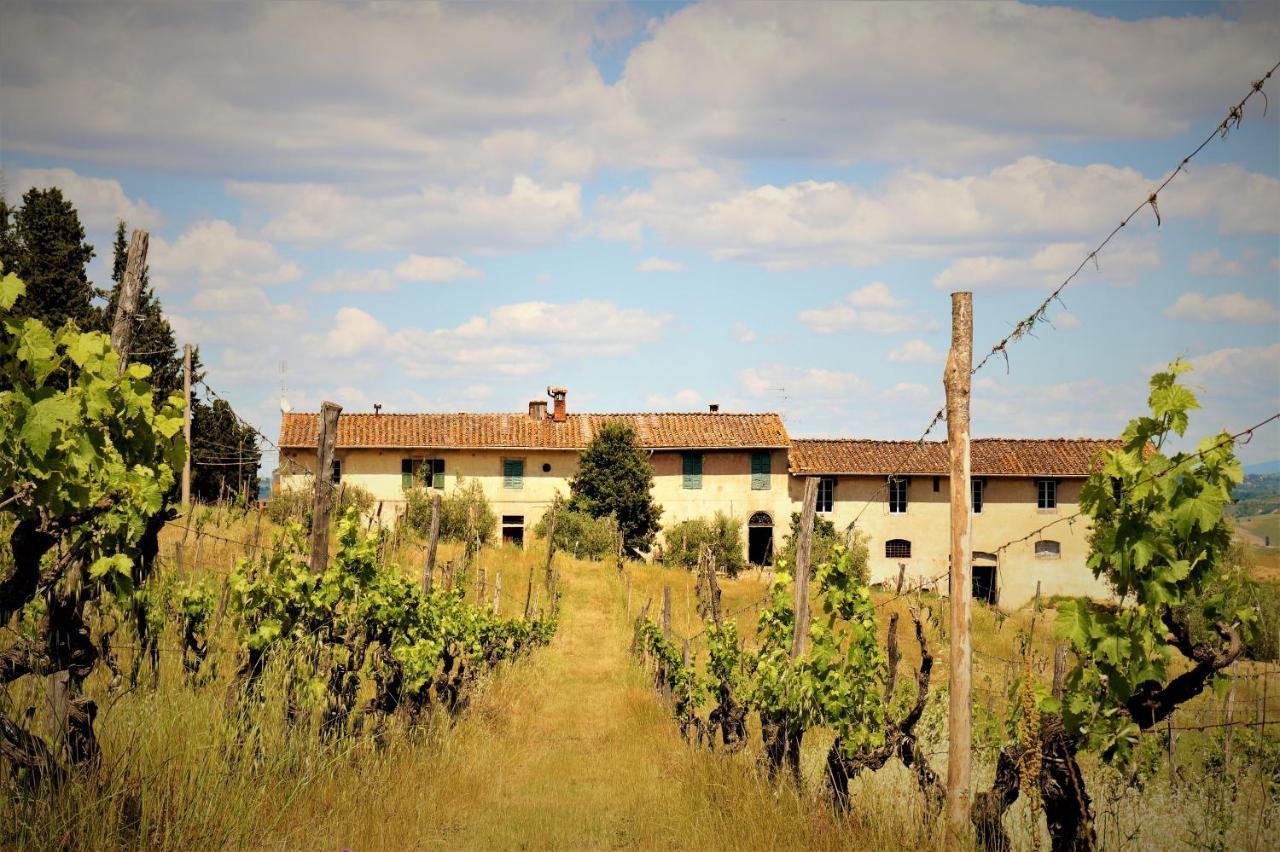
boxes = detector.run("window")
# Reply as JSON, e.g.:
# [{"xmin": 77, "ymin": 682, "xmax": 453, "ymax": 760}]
[
  {"xmin": 888, "ymin": 477, "xmax": 908, "ymax": 514},
  {"xmin": 972, "ymin": 478, "xmax": 986, "ymax": 514},
  {"xmin": 682, "ymin": 452, "xmax": 703, "ymax": 489},
  {"xmin": 503, "ymin": 458, "xmax": 525, "ymax": 489},
  {"xmin": 1035, "ymin": 540, "xmax": 1061, "ymax": 559},
  {"xmin": 816, "ymin": 476, "xmax": 835, "ymax": 514},
  {"xmin": 1111, "ymin": 477, "xmax": 1123, "ymax": 504},
  {"xmin": 331, "ymin": 458, "xmax": 342, "ymax": 483},
  {"xmin": 750, "ymin": 451, "xmax": 772, "ymax": 490},
  {"xmin": 402, "ymin": 458, "xmax": 445, "ymax": 490},
  {"xmin": 885, "ymin": 539, "xmax": 912, "ymax": 559},
  {"xmin": 1037, "ymin": 479, "xmax": 1057, "ymax": 510},
  {"xmin": 933, "ymin": 476, "xmax": 940, "ymax": 493},
  {"xmin": 502, "ymin": 515, "xmax": 525, "ymax": 547}
]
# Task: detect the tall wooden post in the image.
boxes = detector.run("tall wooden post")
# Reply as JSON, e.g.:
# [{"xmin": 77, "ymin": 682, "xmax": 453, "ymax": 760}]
[
  {"xmin": 662, "ymin": 585, "xmax": 672, "ymax": 641},
  {"xmin": 944, "ymin": 291, "xmax": 973, "ymax": 845},
  {"xmin": 543, "ymin": 498, "xmax": 558, "ymax": 595},
  {"xmin": 182, "ymin": 343, "xmax": 192, "ymax": 506},
  {"xmin": 790, "ymin": 476, "xmax": 818, "ymax": 660},
  {"xmin": 423, "ymin": 490, "xmax": 441, "ymax": 593},
  {"xmin": 309, "ymin": 401, "xmax": 342, "ymax": 575},
  {"xmin": 109, "ymin": 229, "xmax": 149, "ymax": 375}
]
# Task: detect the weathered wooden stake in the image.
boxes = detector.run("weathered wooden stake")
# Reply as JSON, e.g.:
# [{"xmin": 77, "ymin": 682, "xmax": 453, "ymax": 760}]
[
  {"xmin": 1051, "ymin": 642, "xmax": 1068, "ymax": 701},
  {"xmin": 110, "ymin": 229, "xmax": 149, "ymax": 375},
  {"xmin": 423, "ymin": 490, "xmax": 441, "ymax": 593},
  {"xmin": 543, "ymin": 499, "xmax": 558, "ymax": 596},
  {"xmin": 182, "ymin": 343, "xmax": 192, "ymax": 506},
  {"xmin": 1167, "ymin": 714, "xmax": 1178, "ymax": 792},
  {"xmin": 944, "ymin": 290, "xmax": 974, "ymax": 845},
  {"xmin": 309, "ymin": 401, "xmax": 342, "ymax": 574},
  {"xmin": 662, "ymin": 585, "xmax": 672, "ymax": 641},
  {"xmin": 1223, "ymin": 661, "xmax": 1237, "ymax": 769},
  {"xmin": 790, "ymin": 476, "xmax": 818, "ymax": 660},
  {"xmin": 896, "ymin": 563, "xmax": 907, "ymax": 595},
  {"xmin": 523, "ymin": 560, "xmax": 537, "ymax": 620},
  {"xmin": 493, "ymin": 571, "xmax": 502, "ymax": 614},
  {"xmin": 476, "ymin": 566, "xmax": 487, "ymax": 606}
]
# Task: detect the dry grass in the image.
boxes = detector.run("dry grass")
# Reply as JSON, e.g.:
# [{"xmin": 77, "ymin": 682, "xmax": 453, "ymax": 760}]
[{"xmin": 3, "ymin": 507, "xmax": 1279, "ymax": 850}]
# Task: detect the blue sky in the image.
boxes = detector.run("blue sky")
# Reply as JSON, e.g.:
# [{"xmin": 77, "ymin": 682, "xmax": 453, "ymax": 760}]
[{"xmin": 1, "ymin": 1, "xmax": 1277, "ymax": 471}]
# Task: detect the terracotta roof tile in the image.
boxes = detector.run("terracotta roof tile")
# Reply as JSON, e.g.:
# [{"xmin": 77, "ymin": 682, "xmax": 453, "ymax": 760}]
[
  {"xmin": 279, "ymin": 411, "xmax": 790, "ymax": 451},
  {"xmin": 790, "ymin": 438, "xmax": 1123, "ymax": 477}
]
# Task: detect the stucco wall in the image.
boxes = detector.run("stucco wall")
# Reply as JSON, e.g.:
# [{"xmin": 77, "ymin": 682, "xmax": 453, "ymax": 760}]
[{"xmin": 787, "ymin": 473, "xmax": 1112, "ymax": 609}]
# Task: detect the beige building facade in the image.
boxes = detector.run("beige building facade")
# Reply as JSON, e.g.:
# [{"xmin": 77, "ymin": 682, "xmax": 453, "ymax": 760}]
[{"xmin": 279, "ymin": 390, "xmax": 1120, "ymax": 610}]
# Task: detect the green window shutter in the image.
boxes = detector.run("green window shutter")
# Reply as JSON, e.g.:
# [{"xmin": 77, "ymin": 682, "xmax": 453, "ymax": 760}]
[
  {"xmin": 682, "ymin": 453, "xmax": 703, "ymax": 489},
  {"xmin": 432, "ymin": 459, "xmax": 445, "ymax": 490},
  {"xmin": 401, "ymin": 459, "xmax": 414, "ymax": 490},
  {"xmin": 504, "ymin": 459, "xmax": 524, "ymax": 489},
  {"xmin": 751, "ymin": 451, "xmax": 771, "ymax": 490}
]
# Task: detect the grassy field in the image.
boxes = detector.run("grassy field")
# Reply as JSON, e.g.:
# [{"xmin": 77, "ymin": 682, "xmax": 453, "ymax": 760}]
[
  {"xmin": 1239, "ymin": 513, "xmax": 1280, "ymax": 547},
  {"xmin": 3, "ymin": 506, "xmax": 1279, "ymax": 850}
]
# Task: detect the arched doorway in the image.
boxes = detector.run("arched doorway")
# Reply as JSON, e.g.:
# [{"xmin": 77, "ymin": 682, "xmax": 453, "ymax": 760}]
[
  {"xmin": 748, "ymin": 512, "xmax": 773, "ymax": 566},
  {"xmin": 972, "ymin": 551, "xmax": 998, "ymax": 604}
]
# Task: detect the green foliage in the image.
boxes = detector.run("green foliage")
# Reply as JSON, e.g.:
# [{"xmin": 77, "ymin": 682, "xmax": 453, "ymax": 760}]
[
  {"xmin": 1174, "ymin": 542, "xmax": 1279, "ymax": 662},
  {"xmin": 0, "ymin": 188, "xmax": 100, "ymax": 332},
  {"xmin": 437, "ymin": 477, "xmax": 497, "ymax": 545},
  {"xmin": 228, "ymin": 511, "xmax": 556, "ymax": 720},
  {"xmin": 663, "ymin": 513, "xmax": 746, "ymax": 577},
  {"xmin": 779, "ymin": 512, "xmax": 850, "ymax": 580},
  {"xmin": 567, "ymin": 421, "xmax": 662, "ymax": 553},
  {"xmin": 532, "ymin": 506, "xmax": 616, "ymax": 560},
  {"xmin": 0, "ymin": 272, "xmax": 185, "ymax": 601},
  {"xmin": 264, "ymin": 486, "xmax": 311, "ymax": 525},
  {"xmin": 1056, "ymin": 361, "xmax": 1248, "ymax": 768},
  {"xmin": 337, "ymin": 481, "xmax": 376, "ymax": 518},
  {"xmin": 191, "ymin": 396, "xmax": 263, "ymax": 504}
]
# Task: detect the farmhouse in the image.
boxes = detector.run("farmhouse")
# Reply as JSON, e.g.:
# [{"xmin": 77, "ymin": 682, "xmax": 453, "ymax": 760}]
[
  {"xmin": 278, "ymin": 388, "xmax": 1119, "ymax": 609},
  {"xmin": 790, "ymin": 438, "xmax": 1120, "ymax": 608}
]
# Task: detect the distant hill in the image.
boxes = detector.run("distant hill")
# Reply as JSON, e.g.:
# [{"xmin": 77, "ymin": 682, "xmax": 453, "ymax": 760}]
[
  {"xmin": 1245, "ymin": 460, "xmax": 1280, "ymax": 476},
  {"xmin": 1229, "ymin": 472, "xmax": 1280, "ymax": 518}
]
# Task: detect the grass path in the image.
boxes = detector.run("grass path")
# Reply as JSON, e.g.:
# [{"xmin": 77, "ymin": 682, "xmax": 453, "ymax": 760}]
[{"xmin": 294, "ymin": 557, "xmax": 857, "ymax": 850}]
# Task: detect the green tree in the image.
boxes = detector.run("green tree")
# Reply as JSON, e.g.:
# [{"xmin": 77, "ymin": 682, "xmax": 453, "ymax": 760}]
[
  {"xmin": 567, "ymin": 421, "xmax": 662, "ymax": 553},
  {"xmin": 190, "ymin": 394, "xmax": 263, "ymax": 504},
  {"xmin": 105, "ymin": 220, "xmax": 182, "ymax": 398},
  {"xmin": 663, "ymin": 513, "xmax": 747, "ymax": 576},
  {"xmin": 0, "ymin": 187, "xmax": 99, "ymax": 330}
]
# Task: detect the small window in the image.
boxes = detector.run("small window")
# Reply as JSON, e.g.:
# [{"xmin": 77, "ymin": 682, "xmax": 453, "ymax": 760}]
[
  {"xmin": 972, "ymin": 478, "xmax": 986, "ymax": 514},
  {"xmin": 816, "ymin": 476, "xmax": 835, "ymax": 514},
  {"xmin": 1035, "ymin": 540, "xmax": 1061, "ymax": 559},
  {"xmin": 933, "ymin": 476, "xmax": 940, "ymax": 493},
  {"xmin": 888, "ymin": 477, "xmax": 908, "ymax": 514},
  {"xmin": 403, "ymin": 459, "xmax": 445, "ymax": 490},
  {"xmin": 542, "ymin": 462, "xmax": 552, "ymax": 473},
  {"xmin": 426, "ymin": 459, "xmax": 445, "ymax": 489},
  {"xmin": 331, "ymin": 458, "xmax": 342, "ymax": 484},
  {"xmin": 886, "ymin": 539, "xmax": 912, "ymax": 559},
  {"xmin": 751, "ymin": 451, "xmax": 772, "ymax": 490},
  {"xmin": 1037, "ymin": 479, "xmax": 1057, "ymax": 510},
  {"xmin": 682, "ymin": 452, "xmax": 703, "ymax": 489},
  {"xmin": 503, "ymin": 458, "xmax": 525, "ymax": 489},
  {"xmin": 401, "ymin": 458, "xmax": 414, "ymax": 490}
]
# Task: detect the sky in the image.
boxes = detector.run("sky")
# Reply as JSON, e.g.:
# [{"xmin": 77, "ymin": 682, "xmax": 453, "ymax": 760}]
[{"xmin": 1, "ymin": 0, "xmax": 1278, "ymax": 472}]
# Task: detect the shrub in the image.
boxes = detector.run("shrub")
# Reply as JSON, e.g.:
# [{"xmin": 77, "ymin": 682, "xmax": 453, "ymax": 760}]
[
  {"xmin": 1175, "ymin": 543, "xmax": 1279, "ymax": 662},
  {"xmin": 663, "ymin": 513, "xmax": 746, "ymax": 577},
  {"xmin": 439, "ymin": 477, "xmax": 497, "ymax": 545},
  {"xmin": 532, "ymin": 506, "xmax": 616, "ymax": 560},
  {"xmin": 263, "ymin": 482, "xmax": 376, "ymax": 528},
  {"xmin": 779, "ymin": 511, "xmax": 852, "ymax": 578},
  {"xmin": 336, "ymin": 482, "xmax": 376, "ymax": 517}
]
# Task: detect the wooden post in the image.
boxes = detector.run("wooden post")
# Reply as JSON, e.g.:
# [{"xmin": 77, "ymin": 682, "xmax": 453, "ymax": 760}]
[
  {"xmin": 1051, "ymin": 642, "xmax": 1068, "ymax": 701},
  {"xmin": 493, "ymin": 571, "xmax": 502, "ymax": 615},
  {"xmin": 944, "ymin": 290, "xmax": 974, "ymax": 844},
  {"xmin": 662, "ymin": 585, "xmax": 672, "ymax": 641},
  {"xmin": 896, "ymin": 563, "xmax": 907, "ymax": 595},
  {"xmin": 790, "ymin": 476, "xmax": 818, "ymax": 660},
  {"xmin": 1167, "ymin": 714, "xmax": 1178, "ymax": 792},
  {"xmin": 476, "ymin": 566, "xmax": 487, "ymax": 607},
  {"xmin": 182, "ymin": 343, "xmax": 192, "ymax": 505},
  {"xmin": 1223, "ymin": 661, "xmax": 1237, "ymax": 769},
  {"xmin": 423, "ymin": 490, "xmax": 441, "ymax": 593},
  {"xmin": 308, "ymin": 401, "xmax": 342, "ymax": 575},
  {"xmin": 109, "ymin": 229, "xmax": 149, "ymax": 375},
  {"xmin": 543, "ymin": 499, "xmax": 558, "ymax": 595}
]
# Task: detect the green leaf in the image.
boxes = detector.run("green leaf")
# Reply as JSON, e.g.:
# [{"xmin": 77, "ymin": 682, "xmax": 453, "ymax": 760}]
[
  {"xmin": 20, "ymin": 393, "xmax": 80, "ymax": 457},
  {"xmin": 1055, "ymin": 599, "xmax": 1093, "ymax": 649},
  {"xmin": 0, "ymin": 271, "xmax": 25, "ymax": 311}
]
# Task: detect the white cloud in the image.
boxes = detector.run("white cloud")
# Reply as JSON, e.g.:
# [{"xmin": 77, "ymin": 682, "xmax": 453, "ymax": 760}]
[
  {"xmin": 732, "ymin": 322, "xmax": 757, "ymax": 344},
  {"xmin": 740, "ymin": 366, "xmax": 869, "ymax": 399},
  {"xmin": 637, "ymin": 256, "xmax": 685, "ymax": 273},
  {"xmin": 934, "ymin": 239, "xmax": 1159, "ymax": 291},
  {"xmin": 169, "ymin": 287, "xmax": 306, "ymax": 345},
  {"xmin": 230, "ymin": 175, "xmax": 582, "ymax": 254},
  {"xmin": 324, "ymin": 307, "xmax": 388, "ymax": 357},
  {"xmin": 1165, "ymin": 292, "xmax": 1280, "ymax": 323},
  {"xmin": 311, "ymin": 268, "xmax": 398, "ymax": 293},
  {"xmin": 888, "ymin": 339, "xmax": 943, "ymax": 364},
  {"xmin": 536, "ymin": 272, "xmax": 554, "ymax": 284},
  {"xmin": 8, "ymin": 167, "xmax": 163, "ymax": 232},
  {"xmin": 1187, "ymin": 248, "xmax": 1247, "ymax": 277},
  {"xmin": 150, "ymin": 220, "xmax": 302, "ymax": 290},
  {"xmin": 646, "ymin": 388, "xmax": 701, "ymax": 409},
  {"xmin": 882, "ymin": 382, "xmax": 931, "ymax": 400},
  {"xmin": 393, "ymin": 254, "xmax": 482, "ymax": 283},
  {"xmin": 1054, "ymin": 312, "xmax": 1081, "ymax": 331},
  {"xmin": 799, "ymin": 284, "xmax": 932, "ymax": 334}
]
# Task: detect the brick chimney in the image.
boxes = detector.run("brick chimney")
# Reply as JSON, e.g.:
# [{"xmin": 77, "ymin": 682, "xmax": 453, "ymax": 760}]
[
  {"xmin": 547, "ymin": 386, "xmax": 568, "ymax": 422},
  {"xmin": 528, "ymin": 399, "xmax": 548, "ymax": 420},
  {"xmin": 708, "ymin": 403, "xmax": 720, "ymax": 413}
]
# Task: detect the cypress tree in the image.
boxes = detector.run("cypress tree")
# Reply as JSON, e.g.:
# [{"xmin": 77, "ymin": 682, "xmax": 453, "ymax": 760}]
[{"xmin": 0, "ymin": 187, "xmax": 100, "ymax": 329}]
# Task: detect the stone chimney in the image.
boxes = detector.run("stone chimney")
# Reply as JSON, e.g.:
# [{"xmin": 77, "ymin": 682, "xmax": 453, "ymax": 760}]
[
  {"xmin": 528, "ymin": 399, "xmax": 548, "ymax": 420},
  {"xmin": 547, "ymin": 386, "xmax": 568, "ymax": 422},
  {"xmin": 708, "ymin": 403, "xmax": 720, "ymax": 413}
]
